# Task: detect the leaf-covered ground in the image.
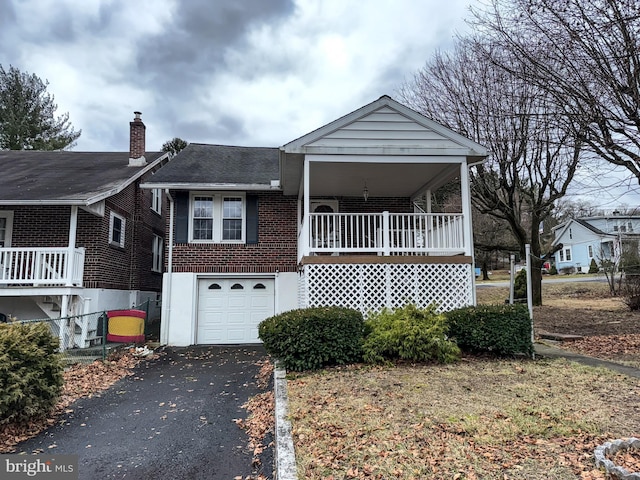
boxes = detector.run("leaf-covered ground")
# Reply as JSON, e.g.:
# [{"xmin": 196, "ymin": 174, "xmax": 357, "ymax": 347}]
[
  {"xmin": 285, "ymin": 279, "xmax": 640, "ymax": 479},
  {"xmin": 0, "ymin": 349, "xmax": 141, "ymax": 452},
  {"xmin": 287, "ymin": 359, "xmax": 640, "ymax": 479}
]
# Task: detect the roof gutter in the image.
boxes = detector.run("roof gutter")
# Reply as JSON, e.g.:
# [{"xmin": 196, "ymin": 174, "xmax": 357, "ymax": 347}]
[{"xmin": 139, "ymin": 182, "xmax": 281, "ymax": 191}]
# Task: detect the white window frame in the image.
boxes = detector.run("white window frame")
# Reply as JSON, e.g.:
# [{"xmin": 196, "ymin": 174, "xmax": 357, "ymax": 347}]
[
  {"xmin": 151, "ymin": 189, "xmax": 162, "ymax": 215},
  {"xmin": 558, "ymin": 249, "xmax": 564, "ymax": 262},
  {"xmin": 564, "ymin": 247, "xmax": 572, "ymax": 262},
  {"xmin": 0, "ymin": 211, "xmax": 14, "ymax": 248},
  {"xmin": 152, "ymin": 234, "xmax": 163, "ymax": 273},
  {"xmin": 188, "ymin": 192, "xmax": 246, "ymax": 243},
  {"xmin": 109, "ymin": 211, "xmax": 126, "ymax": 248}
]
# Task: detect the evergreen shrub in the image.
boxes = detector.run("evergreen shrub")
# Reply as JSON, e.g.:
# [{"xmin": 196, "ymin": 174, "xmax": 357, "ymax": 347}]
[
  {"xmin": 258, "ymin": 306, "xmax": 364, "ymax": 371},
  {"xmin": 445, "ymin": 304, "xmax": 533, "ymax": 357},
  {"xmin": 0, "ymin": 322, "xmax": 64, "ymax": 425},
  {"xmin": 362, "ymin": 304, "xmax": 460, "ymax": 365}
]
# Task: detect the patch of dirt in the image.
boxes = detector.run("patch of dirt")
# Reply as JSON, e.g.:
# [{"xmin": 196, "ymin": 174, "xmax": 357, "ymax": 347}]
[{"xmin": 534, "ymin": 305, "xmax": 640, "ymax": 337}]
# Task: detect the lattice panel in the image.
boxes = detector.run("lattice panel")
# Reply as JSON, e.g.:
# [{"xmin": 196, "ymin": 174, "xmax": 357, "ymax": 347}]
[{"xmin": 301, "ymin": 263, "xmax": 473, "ymax": 315}]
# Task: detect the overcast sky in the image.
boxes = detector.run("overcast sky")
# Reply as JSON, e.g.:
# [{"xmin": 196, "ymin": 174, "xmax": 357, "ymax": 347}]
[
  {"xmin": 0, "ymin": 0, "xmax": 474, "ymax": 152},
  {"xmin": 2, "ymin": 0, "xmax": 639, "ymax": 207}
]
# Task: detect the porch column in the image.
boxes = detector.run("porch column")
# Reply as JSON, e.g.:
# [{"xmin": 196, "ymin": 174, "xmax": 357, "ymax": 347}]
[
  {"xmin": 301, "ymin": 157, "xmax": 311, "ymax": 258},
  {"xmin": 66, "ymin": 206, "xmax": 78, "ymax": 286},
  {"xmin": 459, "ymin": 162, "xmax": 473, "ymax": 257}
]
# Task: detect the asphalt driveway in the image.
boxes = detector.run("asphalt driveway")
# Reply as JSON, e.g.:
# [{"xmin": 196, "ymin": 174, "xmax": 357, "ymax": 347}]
[{"xmin": 15, "ymin": 346, "xmax": 273, "ymax": 480}]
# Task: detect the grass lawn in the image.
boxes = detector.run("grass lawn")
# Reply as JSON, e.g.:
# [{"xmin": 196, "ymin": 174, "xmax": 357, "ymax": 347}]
[
  {"xmin": 286, "ymin": 279, "xmax": 640, "ymax": 479},
  {"xmin": 287, "ymin": 359, "xmax": 640, "ymax": 479}
]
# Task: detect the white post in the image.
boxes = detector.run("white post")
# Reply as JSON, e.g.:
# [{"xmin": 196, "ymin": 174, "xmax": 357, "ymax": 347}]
[
  {"xmin": 382, "ymin": 211, "xmax": 390, "ymax": 256},
  {"xmin": 66, "ymin": 206, "xmax": 78, "ymax": 286},
  {"xmin": 303, "ymin": 157, "xmax": 310, "ymax": 257},
  {"xmin": 459, "ymin": 161, "xmax": 473, "ymax": 257},
  {"xmin": 509, "ymin": 254, "xmax": 515, "ymax": 305},
  {"xmin": 59, "ymin": 294, "xmax": 70, "ymax": 350},
  {"xmin": 525, "ymin": 244, "xmax": 534, "ymax": 345}
]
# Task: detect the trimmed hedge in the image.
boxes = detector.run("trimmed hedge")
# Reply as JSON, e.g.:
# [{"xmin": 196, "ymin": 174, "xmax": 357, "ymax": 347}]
[
  {"xmin": 445, "ymin": 304, "xmax": 534, "ymax": 357},
  {"xmin": 362, "ymin": 304, "xmax": 460, "ymax": 365},
  {"xmin": 0, "ymin": 322, "xmax": 64, "ymax": 425},
  {"xmin": 258, "ymin": 306, "xmax": 364, "ymax": 371}
]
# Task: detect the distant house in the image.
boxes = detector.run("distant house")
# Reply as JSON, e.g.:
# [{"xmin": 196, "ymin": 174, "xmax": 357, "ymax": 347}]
[
  {"xmin": 142, "ymin": 96, "xmax": 488, "ymax": 346},
  {"xmin": 552, "ymin": 215, "xmax": 640, "ymax": 273},
  {"xmin": 0, "ymin": 113, "xmax": 170, "ymax": 347}
]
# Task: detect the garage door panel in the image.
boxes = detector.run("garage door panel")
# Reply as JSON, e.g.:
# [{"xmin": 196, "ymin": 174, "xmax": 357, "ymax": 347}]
[{"xmin": 197, "ymin": 277, "xmax": 274, "ymax": 344}]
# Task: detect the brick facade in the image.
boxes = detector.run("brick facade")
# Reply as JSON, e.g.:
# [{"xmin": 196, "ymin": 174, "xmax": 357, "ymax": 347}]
[{"xmin": 170, "ymin": 191, "xmax": 299, "ymax": 273}]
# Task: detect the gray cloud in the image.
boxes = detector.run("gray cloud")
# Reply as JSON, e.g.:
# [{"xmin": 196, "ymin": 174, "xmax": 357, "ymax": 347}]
[{"xmin": 136, "ymin": 0, "xmax": 294, "ymax": 85}]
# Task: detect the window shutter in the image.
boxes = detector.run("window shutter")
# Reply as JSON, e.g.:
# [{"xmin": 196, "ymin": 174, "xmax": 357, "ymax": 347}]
[
  {"xmin": 246, "ymin": 195, "xmax": 259, "ymax": 244},
  {"xmin": 175, "ymin": 191, "xmax": 189, "ymax": 243}
]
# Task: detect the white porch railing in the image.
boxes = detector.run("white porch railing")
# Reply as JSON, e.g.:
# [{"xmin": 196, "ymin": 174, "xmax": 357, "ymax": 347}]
[
  {"xmin": 0, "ymin": 247, "xmax": 85, "ymax": 286},
  {"xmin": 304, "ymin": 212, "xmax": 466, "ymax": 256}
]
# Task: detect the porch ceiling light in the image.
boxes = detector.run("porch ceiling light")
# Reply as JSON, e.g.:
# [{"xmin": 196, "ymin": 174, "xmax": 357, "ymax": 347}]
[{"xmin": 363, "ymin": 182, "xmax": 369, "ymax": 202}]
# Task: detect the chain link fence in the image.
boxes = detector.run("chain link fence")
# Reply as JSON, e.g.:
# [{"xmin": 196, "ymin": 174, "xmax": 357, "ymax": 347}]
[{"xmin": 8, "ymin": 300, "xmax": 153, "ymax": 364}]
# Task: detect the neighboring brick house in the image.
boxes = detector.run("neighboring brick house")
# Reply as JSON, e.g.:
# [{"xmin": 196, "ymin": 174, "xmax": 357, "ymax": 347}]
[
  {"xmin": 142, "ymin": 96, "xmax": 487, "ymax": 346},
  {"xmin": 0, "ymin": 113, "xmax": 170, "ymax": 347}
]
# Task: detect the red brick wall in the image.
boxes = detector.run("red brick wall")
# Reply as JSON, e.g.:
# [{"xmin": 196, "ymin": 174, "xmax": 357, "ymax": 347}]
[
  {"xmin": 0, "ymin": 206, "xmax": 70, "ymax": 247},
  {"xmin": 170, "ymin": 192, "xmax": 299, "ymax": 273}
]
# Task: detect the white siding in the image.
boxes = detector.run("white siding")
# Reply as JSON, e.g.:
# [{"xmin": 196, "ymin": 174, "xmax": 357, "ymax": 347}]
[{"xmin": 306, "ymin": 107, "xmax": 461, "ymax": 150}]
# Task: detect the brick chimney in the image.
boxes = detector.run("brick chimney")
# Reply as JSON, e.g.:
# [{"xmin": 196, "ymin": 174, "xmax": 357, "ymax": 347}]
[{"xmin": 129, "ymin": 111, "xmax": 146, "ymax": 166}]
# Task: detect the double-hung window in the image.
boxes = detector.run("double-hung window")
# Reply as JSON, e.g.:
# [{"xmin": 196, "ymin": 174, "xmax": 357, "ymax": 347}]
[
  {"xmin": 193, "ymin": 196, "xmax": 214, "ymax": 240},
  {"xmin": 190, "ymin": 193, "xmax": 245, "ymax": 243},
  {"xmin": 222, "ymin": 197, "xmax": 243, "ymax": 240},
  {"xmin": 151, "ymin": 189, "xmax": 162, "ymax": 215},
  {"xmin": 109, "ymin": 212, "xmax": 126, "ymax": 248}
]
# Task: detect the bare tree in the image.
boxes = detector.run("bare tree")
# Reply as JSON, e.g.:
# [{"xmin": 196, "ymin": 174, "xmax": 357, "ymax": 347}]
[
  {"xmin": 399, "ymin": 38, "xmax": 582, "ymax": 305},
  {"xmin": 471, "ymin": 0, "xmax": 640, "ymax": 182}
]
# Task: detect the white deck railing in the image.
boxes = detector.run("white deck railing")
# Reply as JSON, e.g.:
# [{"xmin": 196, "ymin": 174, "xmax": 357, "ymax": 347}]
[
  {"xmin": 304, "ymin": 212, "xmax": 466, "ymax": 256},
  {"xmin": 0, "ymin": 247, "xmax": 85, "ymax": 286}
]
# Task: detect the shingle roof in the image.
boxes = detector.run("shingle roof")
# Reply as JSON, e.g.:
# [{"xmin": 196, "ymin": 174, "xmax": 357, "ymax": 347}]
[
  {"xmin": 574, "ymin": 218, "xmax": 606, "ymax": 235},
  {"xmin": 0, "ymin": 150, "xmax": 166, "ymax": 204},
  {"xmin": 142, "ymin": 144, "xmax": 280, "ymax": 186}
]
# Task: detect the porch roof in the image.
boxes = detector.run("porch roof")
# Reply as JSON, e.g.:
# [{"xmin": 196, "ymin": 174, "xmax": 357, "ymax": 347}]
[
  {"xmin": 279, "ymin": 95, "xmax": 488, "ymax": 197},
  {"xmin": 0, "ymin": 150, "xmax": 167, "ymax": 205}
]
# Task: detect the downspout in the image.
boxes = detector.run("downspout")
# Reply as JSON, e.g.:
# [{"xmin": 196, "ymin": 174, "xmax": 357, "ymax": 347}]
[{"xmin": 161, "ymin": 189, "xmax": 174, "ymax": 345}]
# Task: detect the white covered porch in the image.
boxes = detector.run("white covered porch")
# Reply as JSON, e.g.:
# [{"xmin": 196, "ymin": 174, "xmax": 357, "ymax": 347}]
[{"xmin": 281, "ymin": 96, "xmax": 487, "ymax": 314}]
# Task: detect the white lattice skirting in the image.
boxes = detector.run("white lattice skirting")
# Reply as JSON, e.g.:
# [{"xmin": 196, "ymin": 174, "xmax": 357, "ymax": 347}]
[{"xmin": 300, "ymin": 262, "xmax": 473, "ymax": 315}]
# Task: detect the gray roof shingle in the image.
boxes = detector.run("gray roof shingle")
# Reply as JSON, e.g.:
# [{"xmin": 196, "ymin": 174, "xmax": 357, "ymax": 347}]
[
  {"xmin": 143, "ymin": 144, "xmax": 280, "ymax": 186},
  {"xmin": 0, "ymin": 150, "xmax": 165, "ymax": 203}
]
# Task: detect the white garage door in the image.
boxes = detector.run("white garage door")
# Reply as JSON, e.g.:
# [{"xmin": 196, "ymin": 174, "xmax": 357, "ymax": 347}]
[{"xmin": 196, "ymin": 278, "xmax": 275, "ymax": 344}]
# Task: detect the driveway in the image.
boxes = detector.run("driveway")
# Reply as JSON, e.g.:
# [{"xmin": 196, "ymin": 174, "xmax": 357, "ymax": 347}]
[{"xmin": 14, "ymin": 346, "xmax": 273, "ymax": 480}]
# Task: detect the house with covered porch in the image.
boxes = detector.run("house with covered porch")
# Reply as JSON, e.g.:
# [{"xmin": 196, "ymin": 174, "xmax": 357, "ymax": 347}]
[
  {"xmin": 142, "ymin": 96, "xmax": 487, "ymax": 346},
  {"xmin": 0, "ymin": 113, "xmax": 169, "ymax": 347}
]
